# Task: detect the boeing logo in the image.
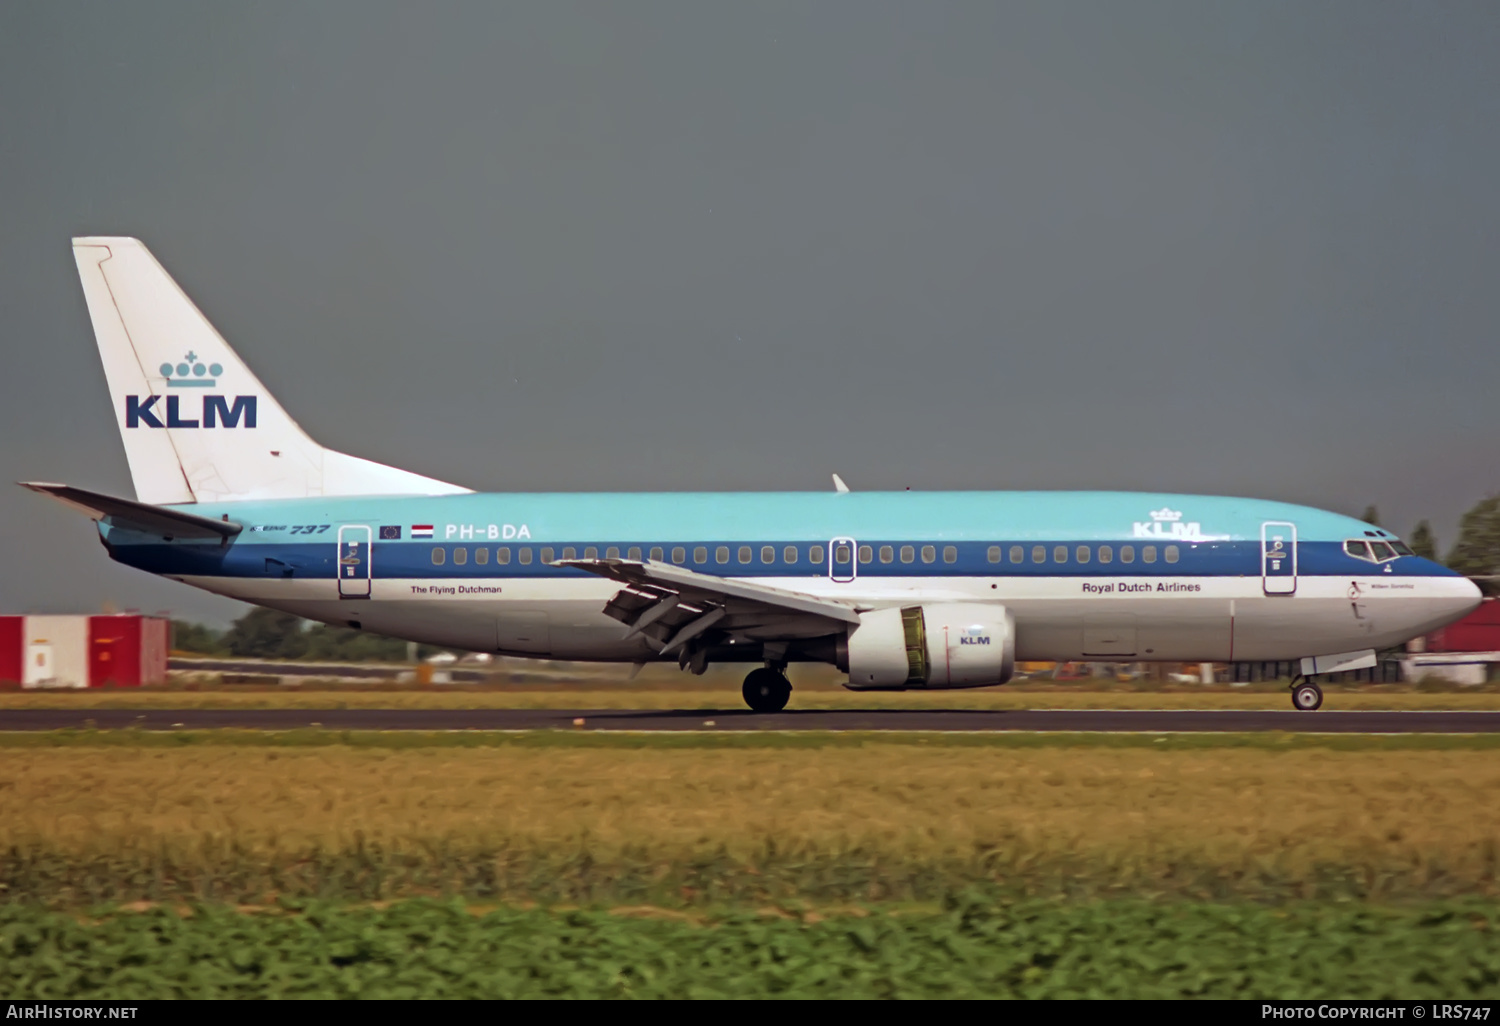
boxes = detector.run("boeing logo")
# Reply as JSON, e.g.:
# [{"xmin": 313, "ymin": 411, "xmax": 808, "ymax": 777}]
[{"xmin": 126, "ymin": 350, "xmax": 257, "ymax": 428}]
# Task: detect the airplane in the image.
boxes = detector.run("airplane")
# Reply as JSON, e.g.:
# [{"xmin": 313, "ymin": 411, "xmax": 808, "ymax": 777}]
[{"xmin": 22, "ymin": 237, "xmax": 1483, "ymax": 712}]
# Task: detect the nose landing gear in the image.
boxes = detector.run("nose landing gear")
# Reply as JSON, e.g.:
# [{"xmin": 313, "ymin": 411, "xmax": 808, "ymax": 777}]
[
  {"xmin": 742, "ymin": 666, "xmax": 792, "ymax": 713},
  {"xmin": 1290, "ymin": 675, "xmax": 1323, "ymax": 711}
]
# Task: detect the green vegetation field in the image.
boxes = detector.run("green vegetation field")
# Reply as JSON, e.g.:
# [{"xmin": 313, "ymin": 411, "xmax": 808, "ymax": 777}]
[
  {"xmin": 6, "ymin": 898, "xmax": 1499, "ymax": 998},
  {"xmin": 4, "ymin": 730, "xmax": 1499, "ymax": 997}
]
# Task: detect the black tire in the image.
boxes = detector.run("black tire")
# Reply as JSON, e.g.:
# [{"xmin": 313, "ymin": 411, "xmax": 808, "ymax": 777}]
[
  {"xmin": 743, "ymin": 668, "xmax": 791, "ymax": 713},
  {"xmin": 1292, "ymin": 681, "xmax": 1323, "ymax": 711}
]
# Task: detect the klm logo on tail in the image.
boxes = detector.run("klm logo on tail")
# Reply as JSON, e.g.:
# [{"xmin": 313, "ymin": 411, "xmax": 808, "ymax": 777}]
[{"xmin": 126, "ymin": 351, "xmax": 256, "ymax": 429}]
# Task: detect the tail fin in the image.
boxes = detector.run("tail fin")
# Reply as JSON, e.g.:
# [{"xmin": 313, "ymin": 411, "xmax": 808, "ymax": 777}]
[{"xmin": 72, "ymin": 237, "xmax": 469, "ymax": 504}]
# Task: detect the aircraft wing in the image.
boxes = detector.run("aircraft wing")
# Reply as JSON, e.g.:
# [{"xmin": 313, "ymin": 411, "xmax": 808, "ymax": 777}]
[
  {"xmin": 19, "ymin": 482, "xmax": 243, "ymax": 540},
  {"xmin": 554, "ymin": 558, "xmax": 859, "ymax": 655}
]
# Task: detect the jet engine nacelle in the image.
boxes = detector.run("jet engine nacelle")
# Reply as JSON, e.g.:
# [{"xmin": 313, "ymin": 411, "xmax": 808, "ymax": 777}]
[{"xmin": 843, "ymin": 603, "xmax": 1015, "ymax": 690}]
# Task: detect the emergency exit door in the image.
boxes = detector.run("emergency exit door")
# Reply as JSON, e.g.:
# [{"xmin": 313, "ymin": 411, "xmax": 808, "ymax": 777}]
[
  {"xmin": 1261, "ymin": 521, "xmax": 1297, "ymax": 596},
  {"xmin": 338, "ymin": 525, "xmax": 372, "ymax": 598},
  {"xmin": 828, "ymin": 537, "xmax": 857, "ymax": 583}
]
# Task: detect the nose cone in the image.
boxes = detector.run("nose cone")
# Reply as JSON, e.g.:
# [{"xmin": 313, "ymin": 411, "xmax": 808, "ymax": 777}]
[
  {"xmin": 1427, "ymin": 566, "xmax": 1483, "ymax": 629},
  {"xmin": 1457, "ymin": 575, "xmax": 1485, "ymax": 617}
]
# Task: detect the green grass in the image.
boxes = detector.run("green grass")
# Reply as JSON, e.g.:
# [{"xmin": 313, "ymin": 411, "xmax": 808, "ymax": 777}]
[
  {"xmin": 5, "ymin": 738, "xmax": 1499, "ymax": 907},
  {"xmin": 4, "ymin": 897, "xmax": 1499, "ymax": 998}
]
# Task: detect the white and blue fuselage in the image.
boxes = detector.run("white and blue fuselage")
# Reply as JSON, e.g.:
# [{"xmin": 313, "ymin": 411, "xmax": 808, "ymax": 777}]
[{"xmin": 104, "ymin": 490, "xmax": 1476, "ymax": 667}]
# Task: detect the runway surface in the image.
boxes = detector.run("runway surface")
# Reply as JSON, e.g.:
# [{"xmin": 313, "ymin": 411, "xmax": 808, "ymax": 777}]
[{"xmin": 4, "ymin": 708, "xmax": 1500, "ymax": 733}]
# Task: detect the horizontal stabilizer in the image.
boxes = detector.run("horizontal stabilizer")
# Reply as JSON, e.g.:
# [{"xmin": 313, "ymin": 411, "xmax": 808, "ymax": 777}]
[{"xmin": 20, "ymin": 482, "xmax": 242, "ymax": 540}]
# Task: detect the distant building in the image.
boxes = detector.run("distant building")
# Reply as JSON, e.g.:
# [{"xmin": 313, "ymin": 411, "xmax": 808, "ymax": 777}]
[
  {"xmin": 0, "ymin": 615, "xmax": 169, "ymax": 688},
  {"xmin": 1403, "ymin": 598, "xmax": 1500, "ymax": 684}
]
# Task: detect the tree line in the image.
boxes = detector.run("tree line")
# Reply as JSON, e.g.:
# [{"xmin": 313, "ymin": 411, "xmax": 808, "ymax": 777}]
[{"xmin": 172, "ymin": 608, "xmax": 439, "ymax": 662}]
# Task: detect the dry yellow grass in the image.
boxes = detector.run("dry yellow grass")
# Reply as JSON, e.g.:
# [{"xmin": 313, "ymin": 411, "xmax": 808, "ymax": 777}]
[
  {"xmin": 5, "ymin": 744, "xmax": 1498, "ymax": 874},
  {"xmin": 2, "ymin": 686, "xmax": 1499, "ymax": 710}
]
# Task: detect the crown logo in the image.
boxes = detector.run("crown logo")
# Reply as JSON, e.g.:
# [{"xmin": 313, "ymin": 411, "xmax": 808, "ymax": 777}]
[
  {"xmin": 1149, "ymin": 507, "xmax": 1183, "ymax": 522},
  {"xmin": 159, "ymin": 351, "xmax": 223, "ymax": 388}
]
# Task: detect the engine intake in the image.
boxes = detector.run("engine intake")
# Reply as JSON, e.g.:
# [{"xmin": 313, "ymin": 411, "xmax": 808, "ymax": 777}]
[{"xmin": 844, "ymin": 603, "xmax": 1015, "ymax": 690}]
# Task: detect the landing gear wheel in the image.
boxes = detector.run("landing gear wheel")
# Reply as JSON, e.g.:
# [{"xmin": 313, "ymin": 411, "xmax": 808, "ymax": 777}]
[
  {"xmin": 1291, "ymin": 680, "xmax": 1323, "ymax": 711},
  {"xmin": 743, "ymin": 668, "xmax": 791, "ymax": 713}
]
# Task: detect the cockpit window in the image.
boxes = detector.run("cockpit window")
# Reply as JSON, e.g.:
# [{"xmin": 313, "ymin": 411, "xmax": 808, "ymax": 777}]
[
  {"xmin": 1346, "ymin": 538, "xmax": 1404, "ymax": 563},
  {"xmin": 1390, "ymin": 541, "xmax": 1414, "ymax": 556}
]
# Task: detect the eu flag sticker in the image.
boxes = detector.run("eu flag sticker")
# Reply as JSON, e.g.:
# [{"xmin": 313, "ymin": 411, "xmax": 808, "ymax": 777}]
[{"xmin": 379, "ymin": 525, "xmax": 402, "ymax": 540}]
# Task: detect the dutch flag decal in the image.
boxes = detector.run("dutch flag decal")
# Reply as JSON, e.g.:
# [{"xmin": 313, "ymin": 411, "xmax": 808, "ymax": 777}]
[{"xmin": 411, "ymin": 524, "xmax": 434, "ymax": 539}]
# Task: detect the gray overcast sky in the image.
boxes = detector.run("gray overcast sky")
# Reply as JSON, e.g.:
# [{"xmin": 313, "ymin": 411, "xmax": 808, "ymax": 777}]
[{"xmin": 2, "ymin": 2, "xmax": 1498, "ymax": 625}]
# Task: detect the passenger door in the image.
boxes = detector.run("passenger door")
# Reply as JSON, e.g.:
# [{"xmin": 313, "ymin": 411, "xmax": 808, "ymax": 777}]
[
  {"xmin": 1261, "ymin": 521, "xmax": 1297, "ymax": 596},
  {"xmin": 338, "ymin": 525, "xmax": 373, "ymax": 598}
]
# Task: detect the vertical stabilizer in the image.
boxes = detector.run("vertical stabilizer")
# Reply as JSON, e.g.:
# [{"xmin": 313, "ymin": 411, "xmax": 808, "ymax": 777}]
[{"xmin": 72, "ymin": 237, "xmax": 469, "ymax": 504}]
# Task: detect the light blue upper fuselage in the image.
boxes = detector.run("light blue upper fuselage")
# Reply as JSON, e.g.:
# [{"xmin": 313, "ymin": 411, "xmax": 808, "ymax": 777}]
[
  {"xmin": 100, "ymin": 490, "xmax": 1458, "ymax": 583},
  {"xmin": 164, "ymin": 491, "xmax": 1374, "ymax": 544}
]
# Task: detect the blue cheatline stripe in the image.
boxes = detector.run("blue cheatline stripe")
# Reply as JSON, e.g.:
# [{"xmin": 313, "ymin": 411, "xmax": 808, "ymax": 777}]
[{"xmin": 101, "ymin": 532, "xmax": 1454, "ymax": 581}]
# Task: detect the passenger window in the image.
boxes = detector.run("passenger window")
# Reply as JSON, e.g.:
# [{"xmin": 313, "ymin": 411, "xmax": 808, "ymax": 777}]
[
  {"xmin": 716, "ymin": 546, "xmax": 730, "ymax": 564},
  {"xmin": 921, "ymin": 545, "xmax": 936, "ymax": 563},
  {"xmin": 1345, "ymin": 540, "xmax": 1371, "ymax": 560},
  {"xmin": 1143, "ymin": 545, "xmax": 1156, "ymax": 564},
  {"xmin": 810, "ymin": 545, "xmax": 825, "ymax": 564},
  {"xmin": 561, "ymin": 547, "xmax": 576, "ymax": 560},
  {"xmin": 1010, "ymin": 545, "xmax": 1024, "ymax": 564},
  {"xmin": 784, "ymin": 546, "xmax": 798, "ymax": 564},
  {"xmin": 541, "ymin": 547, "xmax": 554, "ymax": 564},
  {"xmin": 901, "ymin": 545, "xmax": 915, "ymax": 564},
  {"xmin": 1120, "ymin": 545, "xmax": 1134, "ymax": 564},
  {"xmin": 988, "ymin": 545, "xmax": 1001, "ymax": 564},
  {"xmin": 943, "ymin": 545, "xmax": 957, "ymax": 564},
  {"xmin": 627, "ymin": 547, "xmax": 642, "ymax": 561},
  {"xmin": 518, "ymin": 548, "xmax": 532, "ymax": 565},
  {"xmin": 1165, "ymin": 545, "xmax": 1179, "ymax": 563},
  {"xmin": 738, "ymin": 545, "xmax": 752, "ymax": 564},
  {"xmin": 497, "ymin": 547, "xmax": 510, "ymax": 564},
  {"xmin": 584, "ymin": 547, "xmax": 598, "ymax": 559},
  {"xmin": 762, "ymin": 546, "xmax": 776, "ymax": 564},
  {"xmin": 1076, "ymin": 546, "xmax": 1090, "ymax": 563},
  {"xmin": 1032, "ymin": 545, "xmax": 1046, "ymax": 563},
  {"xmin": 646, "ymin": 547, "xmax": 660, "ymax": 561},
  {"xmin": 475, "ymin": 547, "xmax": 489, "ymax": 565},
  {"xmin": 1098, "ymin": 545, "xmax": 1112, "ymax": 564},
  {"xmin": 1053, "ymin": 545, "xmax": 1068, "ymax": 563},
  {"xmin": 1370, "ymin": 541, "xmax": 1396, "ymax": 561},
  {"xmin": 431, "ymin": 547, "xmax": 446, "ymax": 566},
  {"xmin": 605, "ymin": 547, "xmax": 619, "ymax": 559},
  {"xmin": 454, "ymin": 547, "xmax": 468, "ymax": 565},
  {"xmin": 858, "ymin": 545, "xmax": 873, "ymax": 564},
  {"xmin": 671, "ymin": 547, "xmax": 684, "ymax": 563},
  {"xmin": 694, "ymin": 546, "xmax": 707, "ymax": 563},
  {"xmin": 880, "ymin": 545, "xmax": 894, "ymax": 564},
  {"xmin": 834, "ymin": 543, "xmax": 852, "ymax": 565}
]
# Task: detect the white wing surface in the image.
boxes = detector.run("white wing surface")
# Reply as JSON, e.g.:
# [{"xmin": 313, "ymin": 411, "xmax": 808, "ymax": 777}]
[{"xmin": 555, "ymin": 558, "xmax": 859, "ymax": 658}]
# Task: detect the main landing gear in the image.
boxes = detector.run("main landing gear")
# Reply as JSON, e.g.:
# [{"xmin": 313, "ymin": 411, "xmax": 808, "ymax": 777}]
[
  {"xmin": 743, "ymin": 667, "xmax": 792, "ymax": 713},
  {"xmin": 1290, "ymin": 675, "xmax": 1323, "ymax": 711}
]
